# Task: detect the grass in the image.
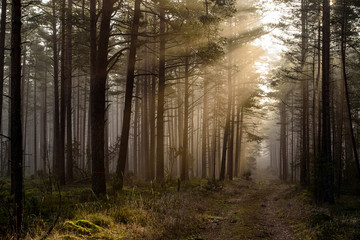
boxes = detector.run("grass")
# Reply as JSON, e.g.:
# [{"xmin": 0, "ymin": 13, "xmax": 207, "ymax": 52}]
[
  {"xmin": 2, "ymin": 173, "xmax": 360, "ymax": 240},
  {"xmin": 0, "ymin": 176, "xmax": 216, "ymax": 239}
]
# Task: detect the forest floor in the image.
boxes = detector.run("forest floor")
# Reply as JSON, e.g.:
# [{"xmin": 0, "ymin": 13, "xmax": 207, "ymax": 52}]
[
  {"xmin": 193, "ymin": 171, "xmax": 313, "ymax": 240},
  {"xmin": 2, "ymin": 170, "xmax": 360, "ymax": 239}
]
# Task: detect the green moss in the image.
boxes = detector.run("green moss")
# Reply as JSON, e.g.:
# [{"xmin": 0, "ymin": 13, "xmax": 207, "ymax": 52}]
[
  {"xmin": 63, "ymin": 221, "xmax": 91, "ymax": 236},
  {"xmin": 75, "ymin": 220, "xmax": 104, "ymax": 233},
  {"xmin": 87, "ymin": 213, "xmax": 113, "ymax": 228}
]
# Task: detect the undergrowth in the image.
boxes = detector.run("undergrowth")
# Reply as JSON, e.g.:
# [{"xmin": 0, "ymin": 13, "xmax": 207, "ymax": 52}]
[{"xmin": 0, "ymin": 176, "xmax": 214, "ymax": 239}]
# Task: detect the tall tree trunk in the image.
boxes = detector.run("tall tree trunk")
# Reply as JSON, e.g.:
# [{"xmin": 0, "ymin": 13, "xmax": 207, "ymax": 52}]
[
  {"xmin": 300, "ymin": 0, "xmax": 309, "ymax": 186},
  {"xmin": 0, "ymin": 0, "xmax": 6, "ymax": 140},
  {"xmin": 228, "ymin": 79, "xmax": 235, "ymax": 180},
  {"xmin": 316, "ymin": 0, "xmax": 334, "ymax": 204},
  {"xmin": 280, "ymin": 100, "xmax": 287, "ymax": 181},
  {"xmin": 181, "ymin": 51, "xmax": 189, "ymax": 181},
  {"xmin": 33, "ymin": 68, "xmax": 37, "ymax": 175},
  {"xmin": 201, "ymin": 78, "xmax": 207, "ymax": 179},
  {"xmin": 156, "ymin": 6, "xmax": 166, "ymax": 181},
  {"xmin": 65, "ymin": 0, "xmax": 73, "ymax": 182},
  {"xmin": 220, "ymin": 59, "xmax": 232, "ymax": 181},
  {"xmin": 59, "ymin": 0, "xmax": 66, "ymax": 185},
  {"xmin": 114, "ymin": 0, "xmax": 141, "ymax": 190},
  {"xmin": 142, "ymin": 52, "xmax": 150, "ymax": 180},
  {"xmin": 42, "ymin": 66, "xmax": 48, "ymax": 171},
  {"xmin": 133, "ymin": 81, "xmax": 139, "ymax": 176},
  {"xmin": 91, "ymin": 0, "xmax": 114, "ymax": 195},
  {"xmin": 104, "ymin": 93, "xmax": 109, "ymax": 179},
  {"xmin": 52, "ymin": 0, "xmax": 60, "ymax": 178},
  {"xmin": 149, "ymin": 62, "xmax": 156, "ymax": 180},
  {"xmin": 10, "ymin": 0, "xmax": 23, "ymax": 234},
  {"xmin": 235, "ymin": 106, "xmax": 243, "ymax": 177}
]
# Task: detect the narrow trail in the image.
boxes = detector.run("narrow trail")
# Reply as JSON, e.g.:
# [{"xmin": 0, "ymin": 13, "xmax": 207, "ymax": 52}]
[{"xmin": 197, "ymin": 172, "xmax": 304, "ymax": 240}]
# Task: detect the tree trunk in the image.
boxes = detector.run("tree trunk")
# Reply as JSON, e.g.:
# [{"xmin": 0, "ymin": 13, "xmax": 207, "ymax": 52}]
[
  {"xmin": 220, "ymin": 60, "xmax": 232, "ymax": 181},
  {"xmin": 52, "ymin": 0, "xmax": 60, "ymax": 178},
  {"xmin": 201, "ymin": 78, "xmax": 207, "ymax": 179},
  {"xmin": 114, "ymin": 0, "xmax": 141, "ymax": 190},
  {"xmin": 42, "ymin": 65, "xmax": 48, "ymax": 171},
  {"xmin": 10, "ymin": 0, "xmax": 24, "ymax": 234},
  {"xmin": 133, "ymin": 81, "xmax": 139, "ymax": 176},
  {"xmin": 181, "ymin": 51, "xmax": 189, "ymax": 181},
  {"xmin": 0, "ymin": 0, "xmax": 6, "ymax": 140},
  {"xmin": 300, "ymin": 0, "xmax": 309, "ymax": 186},
  {"xmin": 280, "ymin": 100, "xmax": 287, "ymax": 181},
  {"xmin": 59, "ymin": 0, "xmax": 66, "ymax": 185},
  {"xmin": 156, "ymin": 6, "xmax": 166, "ymax": 181},
  {"xmin": 65, "ymin": 0, "xmax": 73, "ymax": 182},
  {"xmin": 316, "ymin": 0, "xmax": 334, "ymax": 204},
  {"xmin": 33, "ymin": 67, "xmax": 37, "ymax": 175},
  {"xmin": 91, "ymin": 0, "xmax": 114, "ymax": 195}
]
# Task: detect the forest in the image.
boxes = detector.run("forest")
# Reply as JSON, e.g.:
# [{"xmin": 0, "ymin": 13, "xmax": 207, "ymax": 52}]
[{"xmin": 1, "ymin": 0, "xmax": 360, "ymax": 238}]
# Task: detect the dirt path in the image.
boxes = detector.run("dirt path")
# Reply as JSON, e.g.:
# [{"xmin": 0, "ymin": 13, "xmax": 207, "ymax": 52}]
[{"xmin": 197, "ymin": 172, "xmax": 303, "ymax": 240}]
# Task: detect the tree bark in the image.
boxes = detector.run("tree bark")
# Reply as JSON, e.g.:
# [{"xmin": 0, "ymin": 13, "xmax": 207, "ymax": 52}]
[
  {"xmin": 59, "ymin": 0, "xmax": 66, "ymax": 185},
  {"xmin": 65, "ymin": 0, "xmax": 73, "ymax": 182},
  {"xmin": 181, "ymin": 51, "xmax": 189, "ymax": 181},
  {"xmin": 0, "ymin": 0, "xmax": 6, "ymax": 138},
  {"xmin": 52, "ymin": 0, "xmax": 60, "ymax": 178},
  {"xmin": 114, "ymin": 0, "xmax": 141, "ymax": 190},
  {"xmin": 156, "ymin": 6, "xmax": 166, "ymax": 181},
  {"xmin": 10, "ymin": 0, "xmax": 24, "ymax": 234},
  {"xmin": 316, "ymin": 0, "xmax": 334, "ymax": 204},
  {"xmin": 91, "ymin": 0, "xmax": 114, "ymax": 195},
  {"xmin": 201, "ymin": 78, "xmax": 207, "ymax": 179}
]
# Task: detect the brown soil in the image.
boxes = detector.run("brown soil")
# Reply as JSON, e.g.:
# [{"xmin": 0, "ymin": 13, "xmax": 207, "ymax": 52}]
[{"xmin": 195, "ymin": 171, "xmax": 310, "ymax": 240}]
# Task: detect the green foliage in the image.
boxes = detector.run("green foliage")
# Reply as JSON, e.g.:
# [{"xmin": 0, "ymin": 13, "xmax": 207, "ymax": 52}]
[
  {"xmin": 86, "ymin": 214, "xmax": 113, "ymax": 228},
  {"xmin": 62, "ymin": 221, "xmax": 92, "ymax": 236},
  {"xmin": 197, "ymin": 42, "xmax": 224, "ymax": 65}
]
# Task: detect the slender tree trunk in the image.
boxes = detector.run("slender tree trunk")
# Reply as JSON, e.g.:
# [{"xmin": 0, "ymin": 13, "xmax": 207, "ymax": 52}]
[
  {"xmin": 300, "ymin": 0, "xmax": 309, "ymax": 186},
  {"xmin": 280, "ymin": 100, "xmax": 287, "ymax": 181},
  {"xmin": 21, "ymin": 49, "xmax": 26, "ymax": 172},
  {"xmin": 143, "ymin": 50, "xmax": 150, "ymax": 180},
  {"xmin": 316, "ymin": 0, "xmax": 334, "ymax": 204},
  {"xmin": 156, "ymin": 6, "xmax": 165, "ymax": 181},
  {"xmin": 114, "ymin": 0, "xmax": 141, "ymax": 190},
  {"xmin": 228, "ymin": 80, "xmax": 235, "ymax": 180},
  {"xmin": 201, "ymin": 78, "xmax": 207, "ymax": 179},
  {"xmin": 11, "ymin": 0, "xmax": 24, "ymax": 234},
  {"xmin": 52, "ymin": 0, "xmax": 60, "ymax": 178},
  {"xmin": 91, "ymin": 0, "xmax": 114, "ymax": 196},
  {"xmin": 42, "ymin": 66, "xmax": 48, "ymax": 171},
  {"xmin": 220, "ymin": 59, "xmax": 232, "ymax": 181},
  {"xmin": 181, "ymin": 51, "xmax": 189, "ymax": 181},
  {"xmin": 235, "ymin": 106, "xmax": 243, "ymax": 177},
  {"xmin": 0, "ymin": 0, "xmax": 6, "ymax": 139},
  {"xmin": 133, "ymin": 81, "xmax": 139, "ymax": 176},
  {"xmin": 59, "ymin": 0, "xmax": 66, "ymax": 185},
  {"xmin": 149, "ymin": 64, "xmax": 156, "ymax": 180},
  {"xmin": 65, "ymin": 0, "xmax": 73, "ymax": 182},
  {"xmin": 34, "ymin": 67, "xmax": 37, "ymax": 175},
  {"xmin": 104, "ymin": 93, "xmax": 109, "ymax": 179}
]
